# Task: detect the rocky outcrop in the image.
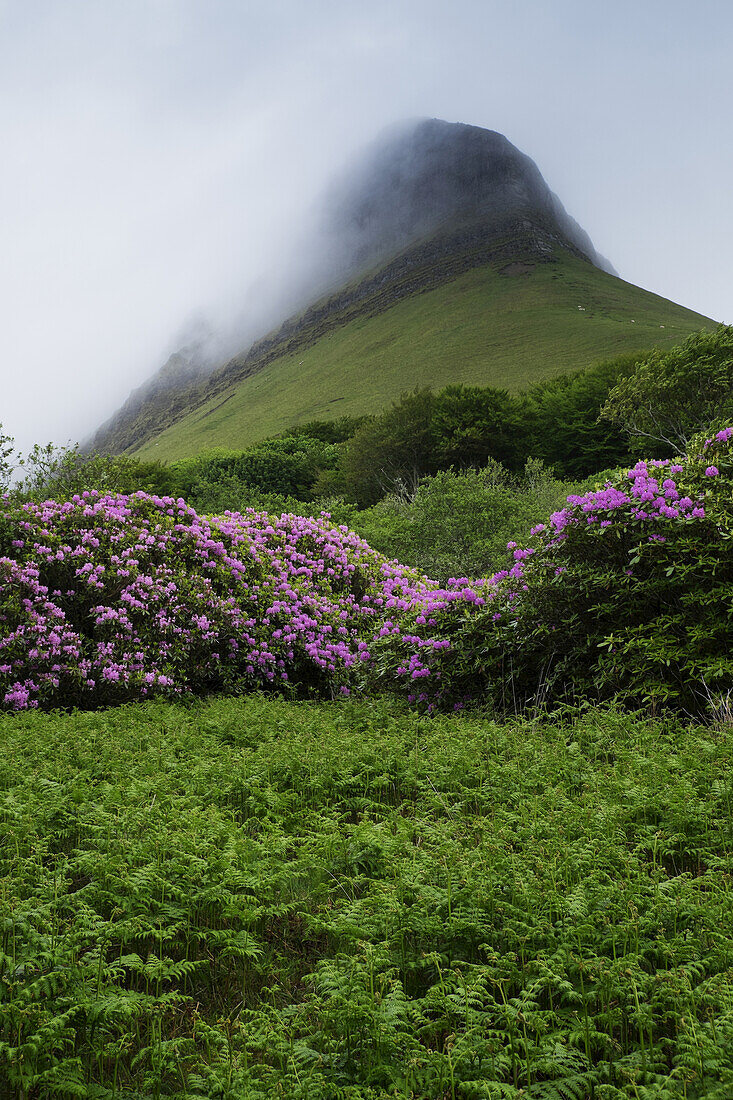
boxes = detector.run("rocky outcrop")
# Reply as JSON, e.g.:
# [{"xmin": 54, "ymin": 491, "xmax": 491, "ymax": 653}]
[{"xmin": 322, "ymin": 118, "xmax": 614, "ymax": 279}]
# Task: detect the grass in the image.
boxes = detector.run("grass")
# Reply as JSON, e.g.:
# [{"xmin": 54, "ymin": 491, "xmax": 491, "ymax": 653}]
[
  {"xmin": 3, "ymin": 693, "xmax": 733, "ymax": 1097},
  {"xmin": 137, "ymin": 254, "xmax": 714, "ymax": 462}
]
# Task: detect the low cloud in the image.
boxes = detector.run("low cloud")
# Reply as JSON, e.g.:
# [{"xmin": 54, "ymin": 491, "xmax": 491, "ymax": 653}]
[{"xmin": 1, "ymin": 0, "xmax": 730, "ymax": 453}]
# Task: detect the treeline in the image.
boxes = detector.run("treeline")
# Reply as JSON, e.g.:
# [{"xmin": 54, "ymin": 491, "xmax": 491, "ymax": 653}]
[
  {"xmin": 2, "ymin": 353, "xmax": 635, "ymax": 506},
  {"xmin": 332, "ymin": 358, "xmax": 636, "ymax": 505},
  {"xmin": 0, "ymin": 355, "xmax": 635, "ymax": 582},
  {"xmin": 165, "ymin": 324, "xmax": 733, "ymax": 509}
]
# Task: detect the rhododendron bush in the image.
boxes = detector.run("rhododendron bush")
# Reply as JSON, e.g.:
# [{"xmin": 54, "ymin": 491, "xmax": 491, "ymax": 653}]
[
  {"xmin": 2, "ymin": 426, "xmax": 732, "ymax": 715},
  {"xmin": 375, "ymin": 425, "xmax": 733, "ymax": 713},
  {"xmin": 0, "ymin": 494, "xmax": 436, "ymax": 710}
]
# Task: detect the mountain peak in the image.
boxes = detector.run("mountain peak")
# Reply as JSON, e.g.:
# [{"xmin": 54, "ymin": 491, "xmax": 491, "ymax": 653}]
[{"xmin": 324, "ymin": 117, "xmax": 615, "ymax": 276}]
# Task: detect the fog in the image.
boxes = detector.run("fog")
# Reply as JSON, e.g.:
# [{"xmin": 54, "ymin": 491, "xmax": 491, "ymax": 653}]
[{"xmin": 1, "ymin": 0, "xmax": 732, "ymax": 453}]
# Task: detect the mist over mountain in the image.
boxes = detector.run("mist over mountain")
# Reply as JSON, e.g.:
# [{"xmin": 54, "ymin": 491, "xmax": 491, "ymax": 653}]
[
  {"xmin": 90, "ymin": 118, "xmax": 622, "ymax": 455},
  {"xmin": 322, "ymin": 118, "xmax": 615, "ymax": 279}
]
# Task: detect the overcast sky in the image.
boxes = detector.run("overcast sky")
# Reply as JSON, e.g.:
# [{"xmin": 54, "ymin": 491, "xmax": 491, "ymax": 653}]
[{"xmin": 1, "ymin": 0, "xmax": 732, "ymax": 453}]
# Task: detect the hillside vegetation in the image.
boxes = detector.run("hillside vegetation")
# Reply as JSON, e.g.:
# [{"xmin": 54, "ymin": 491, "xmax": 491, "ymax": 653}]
[
  {"xmin": 3, "ymin": 409, "xmax": 733, "ymax": 717},
  {"xmin": 4, "ymin": 328, "xmax": 733, "ymax": 1095},
  {"xmin": 3, "ymin": 695, "xmax": 733, "ymax": 1098},
  {"xmin": 135, "ymin": 255, "xmax": 713, "ymax": 462}
]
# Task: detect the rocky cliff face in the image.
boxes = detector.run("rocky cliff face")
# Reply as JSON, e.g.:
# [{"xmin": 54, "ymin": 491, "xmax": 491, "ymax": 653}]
[
  {"xmin": 89, "ymin": 118, "xmax": 614, "ymax": 455},
  {"xmin": 322, "ymin": 118, "xmax": 614, "ymax": 279}
]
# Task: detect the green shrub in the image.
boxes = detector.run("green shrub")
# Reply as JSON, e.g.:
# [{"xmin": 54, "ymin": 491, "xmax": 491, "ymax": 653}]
[
  {"xmin": 341, "ymin": 387, "xmax": 438, "ymax": 505},
  {"xmin": 280, "ymin": 414, "xmax": 371, "ymax": 444},
  {"xmin": 172, "ymin": 435, "xmax": 341, "ymax": 510},
  {"xmin": 0, "ymin": 429, "xmax": 178, "ymax": 501},
  {"xmin": 601, "ymin": 325, "xmax": 733, "ymax": 454},
  {"xmin": 354, "ymin": 459, "xmax": 579, "ymax": 581},
  {"xmin": 517, "ymin": 353, "xmax": 637, "ymax": 476}
]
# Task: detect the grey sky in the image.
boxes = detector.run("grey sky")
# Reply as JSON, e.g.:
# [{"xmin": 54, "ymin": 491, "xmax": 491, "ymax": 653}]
[{"xmin": 1, "ymin": 0, "xmax": 731, "ymax": 453}]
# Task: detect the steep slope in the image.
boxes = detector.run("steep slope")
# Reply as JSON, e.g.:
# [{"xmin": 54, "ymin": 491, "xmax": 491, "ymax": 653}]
[
  {"xmin": 89, "ymin": 119, "xmax": 716, "ymax": 459},
  {"xmin": 134, "ymin": 252, "xmax": 714, "ymax": 461}
]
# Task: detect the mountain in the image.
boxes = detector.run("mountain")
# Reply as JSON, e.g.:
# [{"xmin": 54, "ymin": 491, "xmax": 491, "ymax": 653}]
[
  {"xmin": 89, "ymin": 119, "xmax": 716, "ymax": 460},
  {"xmin": 320, "ymin": 118, "xmax": 616, "ymax": 279}
]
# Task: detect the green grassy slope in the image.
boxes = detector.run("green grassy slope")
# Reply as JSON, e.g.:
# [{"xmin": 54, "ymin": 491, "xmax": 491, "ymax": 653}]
[{"xmin": 137, "ymin": 253, "xmax": 715, "ymax": 462}]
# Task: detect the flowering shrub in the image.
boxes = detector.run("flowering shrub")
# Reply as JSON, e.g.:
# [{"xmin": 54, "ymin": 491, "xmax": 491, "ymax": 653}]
[
  {"xmin": 374, "ymin": 425, "xmax": 733, "ymax": 714},
  {"xmin": 2, "ymin": 425, "xmax": 732, "ymax": 715},
  {"xmin": 0, "ymin": 492, "xmax": 440, "ymax": 711}
]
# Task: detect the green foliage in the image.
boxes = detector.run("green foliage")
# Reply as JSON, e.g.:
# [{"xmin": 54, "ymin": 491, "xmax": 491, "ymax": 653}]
[
  {"xmin": 171, "ymin": 435, "xmax": 341, "ymax": 512},
  {"xmin": 354, "ymin": 459, "xmax": 578, "ymax": 581},
  {"xmin": 0, "ymin": 426, "xmax": 178, "ymax": 501},
  {"xmin": 182, "ymin": 476, "xmax": 307, "ymax": 518},
  {"xmin": 432, "ymin": 384, "xmax": 520, "ymax": 469},
  {"xmin": 2, "ymin": 695, "xmax": 733, "ymax": 1097},
  {"xmin": 337, "ymin": 359, "xmax": 635, "ymax": 507},
  {"xmin": 517, "ymin": 354, "xmax": 638, "ymax": 477},
  {"xmin": 32, "ymin": 450, "xmax": 179, "ymax": 500},
  {"xmin": 280, "ymin": 415, "xmax": 372, "ymax": 445},
  {"xmin": 187, "ymin": 326, "xmax": 726, "ymax": 515},
  {"xmin": 600, "ymin": 325, "xmax": 733, "ymax": 454},
  {"xmin": 384, "ymin": 427, "xmax": 733, "ymax": 716},
  {"xmin": 0, "ymin": 426, "xmax": 15, "ymax": 493},
  {"xmin": 341, "ymin": 387, "xmax": 438, "ymax": 506},
  {"xmin": 522, "ymin": 427, "xmax": 733, "ymax": 713}
]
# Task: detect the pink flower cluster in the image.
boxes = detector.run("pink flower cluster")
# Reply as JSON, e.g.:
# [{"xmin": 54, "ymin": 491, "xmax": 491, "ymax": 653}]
[
  {"xmin": 372, "ymin": 428, "xmax": 733, "ymax": 709},
  {"xmin": 544, "ymin": 457, "xmax": 705, "ymax": 542},
  {"xmin": 0, "ymin": 491, "xmax": 487, "ymax": 711},
  {"xmin": 1, "ymin": 425, "xmax": 730, "ymax": 713}
]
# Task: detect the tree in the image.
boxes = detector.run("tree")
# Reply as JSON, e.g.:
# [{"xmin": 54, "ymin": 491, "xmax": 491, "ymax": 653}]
[
  {"xmin": 0, "ymin": 425, "xmax": 16, "ymax": 492},
  {"xmin": 518, "ymin": 355, "xmax": 638, "ymax": 477},
  {"xmin": 341, "ymin": 388, "xmax": 438, "ymax": 506},
  {"xmin": 355, "ymin": 458, "xmax": 572, "ymax": 582},
  {"xmin": 600, "ymin": 326, "xmax": 733, "ymax": 454},
  {"xmin": 432, "ymin": 385, "xmax": 520, "ymax": 470}
]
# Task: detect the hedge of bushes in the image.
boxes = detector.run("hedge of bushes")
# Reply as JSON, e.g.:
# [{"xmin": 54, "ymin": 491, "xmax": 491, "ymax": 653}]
[{"xmin": 2, "ymin": 427, "xmax": 732, "ymax": 716}]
